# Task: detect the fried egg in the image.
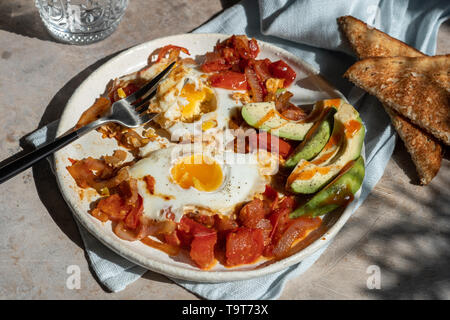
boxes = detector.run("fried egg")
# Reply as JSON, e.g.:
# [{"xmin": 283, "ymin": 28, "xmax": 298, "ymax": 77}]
[
  {"xmin": 150, "ymin": 63, "xmax": 217, "ymax": 128},
  {"xmin": 165, "ymin": 87, "xmax": 243, "ymax": 142},
  {"xmin": 139, "ymin": 61, "xmax": 245, "ymax": 157},
  {"xmin": 128, "ymin": 144, "xmax": 278, "ymax": 222}
]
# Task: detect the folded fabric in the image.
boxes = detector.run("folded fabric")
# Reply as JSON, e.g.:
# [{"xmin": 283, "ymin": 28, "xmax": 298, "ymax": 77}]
[{"xmin": 25, "ymin": 0, "xmax": 449, "ymax": 299}]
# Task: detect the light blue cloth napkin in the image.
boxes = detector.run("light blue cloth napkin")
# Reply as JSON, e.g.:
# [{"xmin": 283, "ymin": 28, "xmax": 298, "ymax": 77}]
[{"xmin": 27, "ymin": 0, "xmax": 449, "ymax": 299}]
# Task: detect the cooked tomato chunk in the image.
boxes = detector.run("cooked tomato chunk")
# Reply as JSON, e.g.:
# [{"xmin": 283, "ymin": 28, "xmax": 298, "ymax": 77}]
[
  {"xmin": 238, "ymin": 198, "xmax": 270, "ymax": 228},
  {"xmin": 190, "ymin": 233, "xmax": 217, "ymax": 269},
  {"xmin": 248, "ymin": 132, "xmax": 293, "ymax": 158},
  {"xmin": 226, "ymin": 227, "xmax": 264, "ymax": 266},
  {"xmin": 177, "ymin": 216, "xmax": 217, "ymax": 268},
  {"xmin": 95, "ymin": 193, "xmax": 130, "ymax": 221},
  {"xmin": 209, "ymin": 71, "xmax": 247, "ymax": 90},
  {"xmin": 268, "ymin": 60, "xmax": 296, "ymax": 86}
]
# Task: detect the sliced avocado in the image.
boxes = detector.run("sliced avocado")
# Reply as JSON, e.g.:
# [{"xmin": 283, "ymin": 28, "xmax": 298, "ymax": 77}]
[
  {"xmin": 241, "ymin": 102, "xmax": 317, "ymax": 140},
  {"xmin": 287, "ymin": 101, "xmax": 365, "ymax": 194},
  {"xmin": 290, "ymin": 156, "xmax": 365, "ymax": 218},
  {"xmin": 284, "ymin": 107, "xmax": 337, "ymax": 168}
]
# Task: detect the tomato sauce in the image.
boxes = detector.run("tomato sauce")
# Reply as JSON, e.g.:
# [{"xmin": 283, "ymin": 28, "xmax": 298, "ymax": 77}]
[{"xmin": 323, "ymin": 184, "xmax": 354, "ymax": 207}]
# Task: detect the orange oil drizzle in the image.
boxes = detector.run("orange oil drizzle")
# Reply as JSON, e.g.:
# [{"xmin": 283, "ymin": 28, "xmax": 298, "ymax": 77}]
[
  {"xmin": 287, "ymin": 161, "xmax": 310, "ymax": 185},
  {"xmin": 344, "ymin": 120, "xmax": 362, "ymax": 138},
  {"xmin": 311, "ymin": 133, "xmax": 342, "ymax": 165},
  {"xmin": 141, "ymin": 237, "xmax": 180, "ymax": 256},
  {"xmin": 294, "ymin": 166, "xmax": 331, "ymax": 181},
  {"xmin": 256, "ymin": 109, "xmax": 277, "ymax": 128},
  {"xmin": 322, "ymin": 98, "xmax": 342, "ymax": 108}
]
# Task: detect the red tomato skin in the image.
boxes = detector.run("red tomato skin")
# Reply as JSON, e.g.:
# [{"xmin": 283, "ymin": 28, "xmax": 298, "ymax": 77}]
[
  {"xmin": 190, "ymin": 233, "xmax": 217, "ymax": 269},
  {"xmin": 225, "ymin": 227, "xmax": 264, "ymax": 266},
  {"xmin": 248, "ymin": 38, "xmax": 260, "ymax": 58},
  {"xmin": 209, "ymin": 71, "xmax": 247, "ymax": 90},
  {"xmin": 248, "ymin": 132, "xmax": 293, "ymax": 158},
  {"xmin": 269, "ymin": 60, "xmax": 296, "ymax": 86}
]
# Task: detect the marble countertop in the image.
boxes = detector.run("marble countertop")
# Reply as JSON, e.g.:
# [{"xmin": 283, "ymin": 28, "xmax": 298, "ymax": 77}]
[{"xmin": 0, "ymin": 1, "xmax": 448, "ymax": 299}]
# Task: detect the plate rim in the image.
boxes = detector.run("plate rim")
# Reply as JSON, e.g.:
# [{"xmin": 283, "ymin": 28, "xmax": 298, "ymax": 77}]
[{"xmin": 54, "ymin": 32, "xmax": 363, "ymax": 282}]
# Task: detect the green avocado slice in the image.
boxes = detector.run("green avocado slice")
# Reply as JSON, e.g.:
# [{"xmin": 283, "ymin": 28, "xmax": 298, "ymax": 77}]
[
  {"xmin": 287, "ymin": 101, "xmax": 365, "ymax": 194},
  {"xmin": 284, "ymin": 107, "xmax": 337, "ymax": 168},
  {"xmin": 290, "ymin": 156, "xmax": 365, "ymax": 218},
  {"xmin": 241, "ymin": 102, "xmax": 319, "ymax": 140}
]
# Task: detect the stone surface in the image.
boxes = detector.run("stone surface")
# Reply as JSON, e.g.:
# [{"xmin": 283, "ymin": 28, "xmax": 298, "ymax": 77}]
[{"xmin": 0, "ymin": 1, "xmax": 448, "ymax": 299}]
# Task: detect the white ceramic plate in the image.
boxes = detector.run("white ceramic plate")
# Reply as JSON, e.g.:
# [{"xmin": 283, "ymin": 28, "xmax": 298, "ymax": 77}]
[{"xmin": 54, "ymin": 33, "xmax": 362, "ymax": 282}]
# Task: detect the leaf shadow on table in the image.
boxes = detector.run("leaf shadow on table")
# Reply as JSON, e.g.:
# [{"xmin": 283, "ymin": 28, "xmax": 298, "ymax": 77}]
[
  {"xmin": 337, "ymin": 147, "xmax": 450, "ymax": 299},
  {"xmin": 0, "ymin": 1, "xmax": 54, "ymax": 42}
]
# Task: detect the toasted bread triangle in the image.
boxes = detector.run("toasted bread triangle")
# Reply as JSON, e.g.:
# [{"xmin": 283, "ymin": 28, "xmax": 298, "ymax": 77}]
[
  {"xmin": 338, "ymin": 15, "xmax": 424, "ymax": 59},
  {"xmin": 338, "ymin": 15, "xmax": 444, "ymax": 184},
  {"xmin": 344, "ymin": 55, "xmax": 450, "ymax": 145}
]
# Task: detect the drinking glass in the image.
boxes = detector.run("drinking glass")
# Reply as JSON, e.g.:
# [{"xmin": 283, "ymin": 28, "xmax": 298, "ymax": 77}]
[{"xmin": 35, "ymin": 0, "xmax": 129, "ymax": 45}]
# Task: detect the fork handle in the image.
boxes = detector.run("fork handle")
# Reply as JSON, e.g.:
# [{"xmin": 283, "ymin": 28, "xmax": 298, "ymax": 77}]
[{"xmin": 0, "ymin": 130, "xmax": 79, "ymax": 184}]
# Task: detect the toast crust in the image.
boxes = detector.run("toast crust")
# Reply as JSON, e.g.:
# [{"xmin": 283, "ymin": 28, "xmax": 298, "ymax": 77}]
[
  {"xmin": 344, "ymin": 55, "xmax": 450, "ymax": 146},
  {"xmin": 338, "ymin": 16, "xmax": 424, "ymax": 59},
  {"xmin": 384, "ymin": 108, "xmax": 442, "ymax": 184},
  {"xmin": 338, "ymin": 15, "xmax": 444, "ymax": 184}
]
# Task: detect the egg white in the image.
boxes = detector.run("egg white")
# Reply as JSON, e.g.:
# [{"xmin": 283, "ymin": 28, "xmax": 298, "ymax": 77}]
[
  {"xmin": 128, "ymin": 144, "xmax": 275, "ymax": 222},
  {"xmin": 165, "ymin": 87, "xmax": 243, "ymax": 142},
  {"xmin": 139, "ymin": 63, "xmax": 246, "ymax": 156}
]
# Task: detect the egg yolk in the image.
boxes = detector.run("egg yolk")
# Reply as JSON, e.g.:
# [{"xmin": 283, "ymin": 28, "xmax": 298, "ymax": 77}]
[
  {"xmin": 171, "ymin": 154, "xmax": 223, "ymax": 192},
  {"xmin": 201, "ymin": 119, "xmax": 218, "ymax": 131},
  {"xmin": 179, "ymin": 83, "xmax": 215, "ymax": 121}
]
